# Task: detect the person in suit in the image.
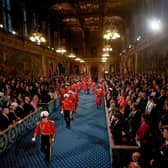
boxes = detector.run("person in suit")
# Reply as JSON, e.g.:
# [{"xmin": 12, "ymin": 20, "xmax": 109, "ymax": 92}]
[
  {"xmin": 0, "ymin": 108, "xmax": 12, "ymax": 131},
  {"xmin": 15, "ymin": 100, "xmax": 25, "ymax": 119},
  {"xmin": 110, "ymin": 111, "xmax": 123, "ymax": 145},
  {"xmin": 150, "ymin": 122, "xmax": 168, "ymax": 168},
  {"xmin": 157, "ymin": 89, "xmax": 166, "ymax": 115},
  {"xmin": 8, "ymin": 102, "xmax": 19, "ymax": 124},
  {"xmin": 23, "ymin": 96, "xmax": 35, "ymax": 117}
]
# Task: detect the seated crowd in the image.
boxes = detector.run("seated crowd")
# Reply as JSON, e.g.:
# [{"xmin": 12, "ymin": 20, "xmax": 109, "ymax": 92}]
[
  {"xmin": 104, "ymin": 73, "xmax": 168, "ymax": 168},
  {"xmin": 0, "ymin": 75, "xmax": 84, "ymax": 132}
]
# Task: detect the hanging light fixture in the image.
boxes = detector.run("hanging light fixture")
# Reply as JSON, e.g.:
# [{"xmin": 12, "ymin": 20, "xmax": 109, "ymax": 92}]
[
  {"xmin": 29, "ymin": 32, "xmax": 46, "ymax": 44},
  {"xmin": 68, "ymin": 53, "xmax": 76, "ymax": 58},
  {"xmin": 102, "ymin": 52, "xmax": 110, "ymax": 57},
  {"xmin": 102, "ymin": 46, "xmax": 112, "ymax": 52},
  {"xmin": 103, "ymin": 21, "xmax": 120, "ymax": 40},
  {"xmin": 103, "ymin": 30, "xmax": 120, "ymax": 40},
  {"xmin": 80, "ymin": 60, "xmax": 85, "ymax": 63},
  {"xmin": 101, "ymin": 57, "xmax": 108, "ymax": 61},
  {"xmin": 75, "ymin": 58, "xmax": 81, "ymax": 61},
  {"xmin": 55, "ymin": 33, "xmax": 67, "ymax": 55},
  {"xmin": 68, "ymin": 47, "xmax": 76, "ymax": 58},
  {"xmin": 56, "ymin": 48, "xmax": 67, "ymax": 54}
]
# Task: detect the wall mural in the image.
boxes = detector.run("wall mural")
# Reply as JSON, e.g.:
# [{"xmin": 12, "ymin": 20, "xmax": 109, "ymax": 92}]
[{"xmin": 0, "ymin": 46, "xmax": 42, "ymax": 79}]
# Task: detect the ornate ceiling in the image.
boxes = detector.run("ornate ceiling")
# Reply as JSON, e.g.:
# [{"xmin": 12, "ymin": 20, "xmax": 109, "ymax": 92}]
[
  {"xmin": 26, "ymin": 0, "xmax": 139, "ymax": 59},
  {"xmin": 48, "ymin": 0, "xmax": 137, "ymax": 32}
]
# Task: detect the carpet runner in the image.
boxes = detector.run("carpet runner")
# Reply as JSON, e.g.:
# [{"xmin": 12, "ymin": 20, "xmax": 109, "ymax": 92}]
[{"xmin": 0, "ymin": 91, "xmax": 112, "ymax": 168}]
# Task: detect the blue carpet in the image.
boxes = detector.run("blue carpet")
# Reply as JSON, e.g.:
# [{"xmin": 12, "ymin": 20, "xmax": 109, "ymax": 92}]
[{"xmin": 0, "ymin": 90, "xmax": 112, "ymax": 168}]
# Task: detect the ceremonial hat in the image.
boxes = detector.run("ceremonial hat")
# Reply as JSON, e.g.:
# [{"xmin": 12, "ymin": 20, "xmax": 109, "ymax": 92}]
[
  {"xmin": 40, "ymin": 111, "xmax": 49, "ymax": 118},
  {"xmin": 64, "ymin": 94, "xmax": 69, "ymax": 98},
  {"xmin": 68, "ymin": 90, "xmax": 72, "ymax": 94}
]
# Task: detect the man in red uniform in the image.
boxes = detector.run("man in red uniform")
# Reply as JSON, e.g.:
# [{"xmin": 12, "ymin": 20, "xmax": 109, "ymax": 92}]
[
  {"xmin": 68, "ymin": 90, "xmax": 74, "ymax": 120},
  {"xmin": 95, "ymin": 86, "xmax": 103, "ymax": 109},
  {"xmin": 72, "ymin": 89, "xmax": 79, "ymax": 113},
  {"xmin": 61, "ymin": 94, "xmax": 73, "ymax": 128},
  {"xmin": 32, "ymin": 111, "xmax": 56, "ymax": 162},
  {"xmin": 92, "ymin": 82, "xmax": 96, "ymax": 94}
]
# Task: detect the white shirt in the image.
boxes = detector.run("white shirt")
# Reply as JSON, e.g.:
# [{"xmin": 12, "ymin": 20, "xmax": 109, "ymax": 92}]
[{"xmin": 146, "ymin": 100, "xmax": 156, "ymax": 114}]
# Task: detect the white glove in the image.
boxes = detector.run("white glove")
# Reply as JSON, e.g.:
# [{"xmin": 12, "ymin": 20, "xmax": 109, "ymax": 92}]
[
  {"xmin": 52, "ymin": 138, "xmax": 54, "ymax": 142},
  {"xmin": 61, "ymin": 111, "xmax": 63, "ymax": 114},
  {"xmin": 18, "ymin": 120, "xmax": 22, "ymax": 124},
  {"xmin": 32, "ymin": 137, "xmax": 36, "ymax": 141}
]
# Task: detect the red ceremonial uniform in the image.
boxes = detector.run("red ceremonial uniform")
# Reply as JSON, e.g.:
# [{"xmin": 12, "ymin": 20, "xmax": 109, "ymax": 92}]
[
  {"xmin": 72, "ymin": 92, "xmax": 79, "ymax": 112},
  {"xmin": 92, "ymin": 82, "xmax": 96, "ymax": 93},
  {"xmin": 95, "ymin": 88, "xmax": 103, "ymax": 108},
  {"xmin": 68, "ymin": 95, "xmax": 74, "ymax": 111},
  {"xmin": 62, "ymin": 99, "xmax": 73, "ymax": 128},
  {"xmin": 61, "ymin": 99, "xmax": 73, "ymax": 111},
  {"xmin": 34, "ymin": 120, "xmax": 56, "ymax": 137},
  {"xmin": 33, "ymin": 119, "xmax": 56, "ymax": 161}
]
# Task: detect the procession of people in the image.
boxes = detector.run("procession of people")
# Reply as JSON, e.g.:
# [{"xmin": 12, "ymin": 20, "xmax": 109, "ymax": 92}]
[
  {"xmin": 30, "ymin": 74, "xmax": 103, "ymax": 162},
  {"xmin": 1, "ymin": 72, "xmax": 168, "ymax": 167}
]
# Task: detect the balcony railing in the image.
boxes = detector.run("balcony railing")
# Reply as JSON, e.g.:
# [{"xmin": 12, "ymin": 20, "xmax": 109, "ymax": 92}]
[{"xmin": 0, "ymin": 98, "xmax": 60, "ymax": 154}]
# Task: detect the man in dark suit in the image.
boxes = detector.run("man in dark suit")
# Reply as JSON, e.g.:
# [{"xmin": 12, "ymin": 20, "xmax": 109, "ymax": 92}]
[
  {"xmin": 110, "ymin": 112, "xmax": 123, "ymax": 145},
  {"xmin": 151, "ymin": 122, "xmax": 168, "ymax": 168},
  {"xmin": 157, "ymin": 89, "xmax": 166, "ymax": 115},
  {"xmin": 0, "ymin": 108, "xmax": 12, "ymax": 131},
  {"xmin": 15, "ymin": 100, "xmax": 25, "ymax": 119},
  {"xmin": 23, "ymin": 96, "xmax": 35, "ymax": 117}
]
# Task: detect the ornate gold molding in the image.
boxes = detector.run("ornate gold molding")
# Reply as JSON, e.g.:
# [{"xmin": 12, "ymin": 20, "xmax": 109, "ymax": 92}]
[{"xmin": 0, "ymin": 31, "xmax": 67, "ymax": 61}]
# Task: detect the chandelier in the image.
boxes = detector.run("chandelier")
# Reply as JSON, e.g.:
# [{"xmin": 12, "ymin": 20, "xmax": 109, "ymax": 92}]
[
  {"xmin": 75, "ymin": 58, "xmax": 81, "ymax": 61},
  {"xmin": 29, "ymin": 32, "xmax": 46, "ymax": 44},
  {"xmin": 74, "ymin": 58, "xmax": 85, "ymax": 63},
  {"xmin": 102, "ymin": 46, "xmax": 112, "ymax": 52},
  {"xmin": 56, "ymin": 47, "xmax": 67, "ymax": 54},
  {"xmin": 68, "ymin": 53, "xmax": 76, "ymax": 58},
  {"xmin": 101, "ymin": 57, "xmax": 108, "ymax": 62},
  {"xmin": 102, "ymin": 52, "xmax": 110, "ymax": 57},
  {"xmin": 103, "ymin": 29, "xmax": 120, "ymax": 40}
]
